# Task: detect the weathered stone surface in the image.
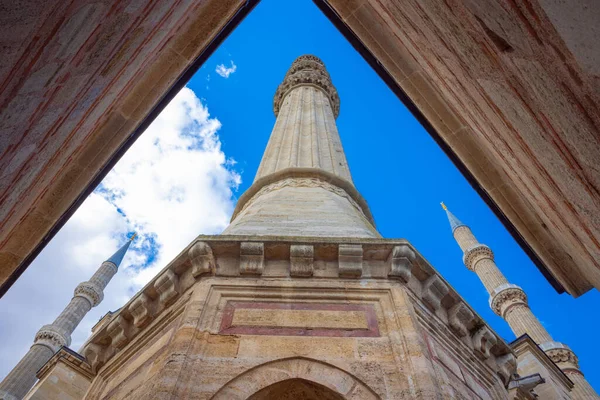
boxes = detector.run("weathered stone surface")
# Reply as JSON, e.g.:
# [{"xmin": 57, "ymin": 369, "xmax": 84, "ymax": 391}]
[
  {"xmin": 338, "ymin": 244, "xmax": 363, "ymax": 278},
  {"xmin": 240, "ymin": 242, "xmax": 264, "ymax": 275},
  {"xmin": 154, "ymin": 269, "xmax": 180, "ymax": 307},
  {"xmin": 290, "ymin": 244, "xmax": 314, "ymax": 277},
  {"xmin": 189, "ymin": 242, "xmax": 215, "ymax": 277},
  {"xmin": 421, "ymin": 275, "xmax": 449, "ymax": 311},
  {"xmin": 387, "ymin": 244, "xmax": 415, "ymax": 282}
]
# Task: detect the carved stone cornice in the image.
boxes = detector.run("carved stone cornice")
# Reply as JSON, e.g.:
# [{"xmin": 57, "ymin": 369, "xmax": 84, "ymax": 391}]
[
  {"xmin": 388, "ymin": 244, "xmax": 416, "ymax": 282},
  {"xmin": 273, "ymin": 55, "xmax": 340, "ymax": 118},
  {"xmin": 489, "ymin": 284, "xmax": 528, "ymax": 317},
  {"xmin": 462, "ymin": 244, "xmax": 494, "ymax": 271},
  {"xmin": 74, "ymin": 281, "xmax": 103, "ymax": 307},
  {"xmin": 79, "ymin": 237, "xmax": 515, "ymax": 380},
  {"xmin": 34, "ymin": 324, "xmax": 70, "ymax": 352}
]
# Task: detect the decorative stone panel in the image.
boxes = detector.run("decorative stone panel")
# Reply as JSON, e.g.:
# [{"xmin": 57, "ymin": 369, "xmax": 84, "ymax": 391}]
[
  {"xmin": 462, "ymin": 244, "xmax": 494, "ymax": 271},
  {"xmin": 240, "ymin": 242, "xmax": 264, "ymax": 275},
  {"xmin": 189, "ymin": 241, "xmax": 215, "ymax": 277},
  {"xmin": 106, "ymin": 315, "xmax": 132, "ymax": 350},
  {"xmin": 290, "ymin": 245, "xmax": 314, "ymax": 277},
  {"xmin": 34, "ymin": 324, "xmax": 70, "ymax": 352},
  {"xmin": 472, "ymin": 326, "xmax": 497, "ymax": 359},
  {"xmin": 489, "ymin": 284, "xmax": 527, "ymax": 317},
  {"xmin": 495, "ymin": 353, "xmax": 517, "ymax": 385},
  {"xmin": 448, "ymin": 302, "xmax": 475, "ymax": 337},
  {"xmin": 74, "ymin": 281, "xmax": 104, "ymax": 307},
  {"xmin": 338, "ymin": 244, "xmax": 363, "ymax": 278},
  {"xmin": 154, "ymin": 269, "xmax": 180, "ymax": 306},
  {"xmin": 129, "ymin": 293, "xmax": 156, "ymax": 329},
  {"xmin": 387, "ymin": 244, "xmax": 415, "ymax": 282},
  {"xmin": 421, "ymin": 275, "xmax": 449, "ymax": 310}
]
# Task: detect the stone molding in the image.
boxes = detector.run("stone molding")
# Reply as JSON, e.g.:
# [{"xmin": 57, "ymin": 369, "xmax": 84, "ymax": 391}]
[
  {"xmin": 74, "ymin": 281, "xmax": 104, "ymax": 307},
  {"xmin": 106, "ymin": 315, "xmax": 132, "ymax": 350},
  {"xmin": 448, "ymin": 302, "xmax": 475, "ymax": 337},
  {"xmin": 388, "ymin": 244, "xmax": 416, "ymax": 282},
  {"xmin": 489, "ymin": 284, "xmax": 528, "ymax": 317},
  {"xmin": 36, "ymin": 347, "xmax": 94, "ymax": 380},
  {"xmin": 473, "ymin": 325, "xmax": 497, "ymax": 359},
  {"xmin": 338, "ymin": 244, "xmax": 363, "ymax": 278},
  {"xmin": 34, "ymin": 324, "xmax": 70, "ymax": 353},
  {"xmin": 154, "ymin": 270, "xmax": 180, "ymax": 307},
  {"xmin": 290, "ymin": 245, "xmax": 314, "ymax": 277},
  {"xmin": 78, "ymin": 237, "xmax": 515, "ymax": 378},
  {"xmin": 240, "ymin": 242, "xmax": 264, "ymax": 275},
  {"xmin": 462, "ymin": 244, "xmax": 494, "ymax": 271},
  {"xmin": 273, "ymin": 56, "xmax": 340, "ymax": 118},
  {"xmin": 230, "ymin": 168, "xmax": 375, "ymax": 227},
  {"xmin": 422, "ymin": 275, "xmax": 450, "ymax": 310},
  {"xmin": 129, "ymin": 293, "xmax": 156, "ymax": 329},
  {"xmin": 189, "ymin": 241, "xmax": 215, "ymax": 277}
]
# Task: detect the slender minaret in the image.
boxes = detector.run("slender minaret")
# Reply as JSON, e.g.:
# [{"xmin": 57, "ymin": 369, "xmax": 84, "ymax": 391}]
[
  {"xmin": 442, "ymin": 203, "xmax": 598, "ymax": 399},
  {"xmin": 224, "ymin": 55, "xmax": 378, "ymax": 238},
  {"xmin": 0, "ymin": 236, "xmax": 134, "ymax": 400}
]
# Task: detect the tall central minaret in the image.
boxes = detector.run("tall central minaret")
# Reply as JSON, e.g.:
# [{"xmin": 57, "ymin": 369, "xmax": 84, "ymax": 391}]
[
  {"xmin": 224, "ymin": 55, "xmax": 378, "ymax": 238},
  {"xmin": 0, "ymin": 237, "xmax": 133, "ymax": 400},
  {"xmin": 442, "ymin": 204, "xmax": 598, "ymax": 399}
]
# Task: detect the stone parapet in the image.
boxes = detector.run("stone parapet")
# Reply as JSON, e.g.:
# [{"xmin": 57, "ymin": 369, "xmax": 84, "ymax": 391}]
[{"xmin": 79, "ymin": 235, "xmax": 516, "ymax": 382}]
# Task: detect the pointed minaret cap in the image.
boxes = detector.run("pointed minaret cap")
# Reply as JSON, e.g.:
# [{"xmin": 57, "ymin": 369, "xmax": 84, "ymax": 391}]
[
  {"xmin": 105, "ymin": 233, "xmax": 135, "ymax": 267},
  {"xmin": 441, "ymin": 202, "xmax": 467, "ymax": 233}
]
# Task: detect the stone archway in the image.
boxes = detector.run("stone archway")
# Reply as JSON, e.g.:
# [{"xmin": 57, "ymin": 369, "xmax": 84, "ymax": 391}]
[
  {"xmin": 248, "ymin": 378, "xmax": 345, "ymax": 400},
  {"xmin": 211, "ymin": 357, "xmax": 381, "ymax": 400}
]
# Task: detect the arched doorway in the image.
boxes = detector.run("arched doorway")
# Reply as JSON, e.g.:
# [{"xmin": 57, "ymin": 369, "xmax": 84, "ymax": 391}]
[
  {"xmin": 211, "ymin": 357, "xmax": 381, "ymax": 400},
  {"xmin": 248, "ymin": 378, "xmax": 345, "ymax": 400}
]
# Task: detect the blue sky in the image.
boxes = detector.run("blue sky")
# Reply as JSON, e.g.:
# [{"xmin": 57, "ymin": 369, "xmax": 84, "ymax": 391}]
[
  {"xmin": 194, "ymin": 0, "xmax": 600, "ymax": 389},
  {"xmin": 1, "ymin": 0, "xmax": 598, "ymax": 392}
]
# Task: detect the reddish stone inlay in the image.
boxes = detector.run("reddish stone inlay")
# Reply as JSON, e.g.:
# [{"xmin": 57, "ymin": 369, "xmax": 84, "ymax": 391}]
[{"xmin": 219, "ymin": 301, "xmax": 380, "ymax": 337}]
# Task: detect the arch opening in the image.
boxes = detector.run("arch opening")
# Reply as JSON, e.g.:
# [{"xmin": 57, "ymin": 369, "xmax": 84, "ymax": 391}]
[{"xmin": 248, "ymin": 378, "xmax": 345, "ymax": 400}]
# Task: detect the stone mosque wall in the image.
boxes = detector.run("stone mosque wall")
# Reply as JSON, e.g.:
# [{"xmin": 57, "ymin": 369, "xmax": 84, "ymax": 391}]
[{"xmin": 28, "ymin": 238, "xmax": 516, "ymax": 399}]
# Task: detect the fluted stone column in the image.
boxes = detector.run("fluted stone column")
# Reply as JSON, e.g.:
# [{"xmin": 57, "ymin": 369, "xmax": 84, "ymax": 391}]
[
  {"xmin": 0, "ymin": 240, "xmax": 131, "ymax": 400},
  {"xmin": 224, "ymin": 56, "xmax": 378, "ymax": 238},
  {"xmin": 443, "ymin": 204, "xmax": 598, "ymax": 399}
]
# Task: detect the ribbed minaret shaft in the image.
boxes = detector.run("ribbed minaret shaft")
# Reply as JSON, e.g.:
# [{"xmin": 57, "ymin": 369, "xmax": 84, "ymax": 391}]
[
  {"xmin": 224, "ymin": 55, "xmax": 378, "ymax": 238},
  {"xmin": 0, "ymin": 238, "xmax": 132, "ymax": 400},
  {"xmin": 443, "ymin": 204, "xmax": 598, "ymax": 399}
]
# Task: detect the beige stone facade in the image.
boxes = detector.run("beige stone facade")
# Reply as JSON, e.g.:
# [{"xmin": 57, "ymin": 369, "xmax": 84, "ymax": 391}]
[{"xmin": 38, "ymin": 237, "xmax": 516, "ymax": 399}]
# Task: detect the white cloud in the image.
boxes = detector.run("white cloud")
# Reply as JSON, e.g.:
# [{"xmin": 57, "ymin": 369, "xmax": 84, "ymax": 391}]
[
  {"xmin": 0, "ymin": 87, "xmax": 240, "ymax": 381},
  {"xmin": 215, "ymin": 61, "xmax": 237, "ymax": 78}
]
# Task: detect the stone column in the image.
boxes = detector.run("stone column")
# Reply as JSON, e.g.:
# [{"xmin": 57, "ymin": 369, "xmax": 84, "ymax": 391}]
[{"xmin": 0, "ymin": 244, "xmax": 126, "ymax": 399}]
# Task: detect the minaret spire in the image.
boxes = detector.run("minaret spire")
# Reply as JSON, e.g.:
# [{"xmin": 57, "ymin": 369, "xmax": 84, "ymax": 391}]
[
  {"xmin": 0, "ymin": 236, "xmax": 133, "ymax": 399},
  {"xmin": 442, "ymin": 204, "xmax": 598, "ymax": 399},
  {"xmin": 224, "ymin": 55, "xmax": 378, "ymax": 238}
]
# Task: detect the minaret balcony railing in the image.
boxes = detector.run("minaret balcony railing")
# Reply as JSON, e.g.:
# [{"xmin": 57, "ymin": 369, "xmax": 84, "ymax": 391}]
[
  {"xmin": 488, "ymin": 283, "xmax": 527, "ymax": 317},
  {"xmin": 462, "ymin": 243, "xmax": 494, "ymax": 271}
]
